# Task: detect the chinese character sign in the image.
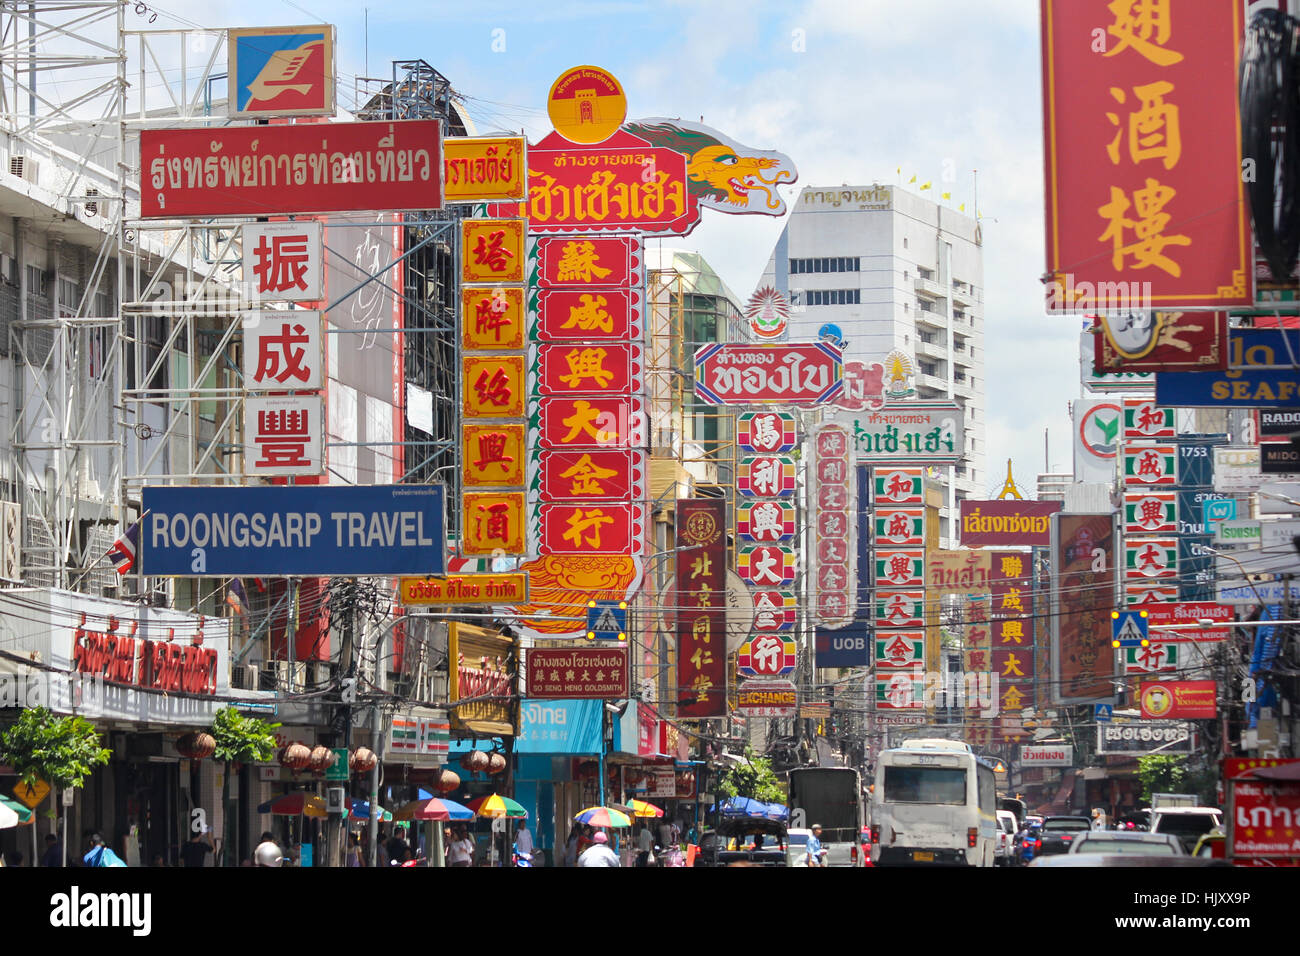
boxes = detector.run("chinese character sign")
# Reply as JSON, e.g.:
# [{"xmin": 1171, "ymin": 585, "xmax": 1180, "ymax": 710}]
[
  {"xmin": 462, "ymin": 287, "xmax": 526, "ymax": 351},
  {"xmin": 1051, "ymin": 513, "xmax": 1118, "ymax": 704},
  {"xmin": 244, "ymin": 395, "xmax": 323, "ymax": 476},
  {"xmin": 242, "ymin": 311, "xmax": 323, "ymax": 391},
  {"xmin": 243, "ymin": 222, "xmax": 322, "ymax": 301},
  {"xmin": 462, "ymin": 219, "xmax": 526, "ymax": 284},
  {"xmin": 990, "ymin": 550, "xmax": 1036, "ymax": 725},
  {"xmin": 1041, "ymin": 0, "xmax": 1250, "ymax": 310},
  {"xmin": 812, "ymin": 422, "xmax": 856, "ymax": 629},
  {"xmin": 676, "ymin": 499, "xmax": 727, "ymax": 718}
]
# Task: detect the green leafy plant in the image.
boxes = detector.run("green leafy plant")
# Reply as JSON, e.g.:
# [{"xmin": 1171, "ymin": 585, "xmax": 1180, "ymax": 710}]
[
  {"xmin": 1136, "ymin": 754, "xmax": 1189, "ymax": 804},
  {"xmin": 209, "ymin": 706, "xmax": 279, "ymax": 866},
  {"xmin": 0, "ymin": 706, "xmax": 111, "ymax": 792},
  {"xmin": 715, "ymin": 749, "xmax": 786, "ymax": 804}
]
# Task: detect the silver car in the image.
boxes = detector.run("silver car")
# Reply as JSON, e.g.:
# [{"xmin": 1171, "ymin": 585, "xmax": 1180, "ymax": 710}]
[{"xmin": 1066, "ymin": 830, "xmax": 1185, "ymax": 856}]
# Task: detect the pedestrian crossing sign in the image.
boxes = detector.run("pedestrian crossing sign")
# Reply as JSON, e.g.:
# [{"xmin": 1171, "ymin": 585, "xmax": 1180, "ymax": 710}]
[
  {"xmin": 1111, "ymin": 609, "xmax": 1149, "ymax": 648},
  {"xmin": 586, "ymin": 600, "xmax": 628, "ymax": 641}
]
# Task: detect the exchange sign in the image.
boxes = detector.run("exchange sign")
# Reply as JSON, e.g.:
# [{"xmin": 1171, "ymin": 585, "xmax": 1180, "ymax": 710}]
[{"xmin": 736, "ymin": 680, "xmax": 798, "ymax": 718}]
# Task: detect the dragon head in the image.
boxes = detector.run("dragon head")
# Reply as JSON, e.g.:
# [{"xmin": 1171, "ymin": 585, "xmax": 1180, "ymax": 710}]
[{"xmin": 623, "ymin": 118, "xmax": 798, "ymax": 216}]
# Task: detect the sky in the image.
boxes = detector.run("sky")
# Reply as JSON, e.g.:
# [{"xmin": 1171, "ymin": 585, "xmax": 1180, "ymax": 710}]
[{"xmin": 153, "ymin": 0, "xmax": 1076, "ymax": 491}]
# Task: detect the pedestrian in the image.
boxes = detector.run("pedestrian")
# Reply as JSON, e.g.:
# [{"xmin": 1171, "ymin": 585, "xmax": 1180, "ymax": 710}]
[
  {"xmin": 577, "ymin": 830, "xmax": 620, "ymax": 867},
  {"xmin": 636, "ymin": 823, "xmax": 654, "ymax": 866},
  {"xmin": 386, "ymin": 828, "xmax": 410, "ymax": 865},
  {"xmin": 40, "ymin": 833, "xmax": 62, "ymax": 868},
  {"xmin": 180, "ymin": 826, "xmax": 215, "ymax": 868},
  {"xmin": 806, "ymin": 824, "xmax": 826, "ymax": 867},
  {"xmin": 346, "ymin": 832, "xmax": 363, "ymax": 867},
  {"xmin": 4, "ymin": 850, "xmax": 23, "ymax": 867},
  {"xmin": 514, "ymin": 822, "xmax": 534, "ymax": 865},
  {"xmin": 447, "ymin": 825, "xmax": 474, "ymax": 867},
  {"xmin": 151, "ymin": 853, "xmax": 167, "ymax": 867},
  {"xmin": 563, "ymin": 824, "xmax": 581, "ymax": 867}
]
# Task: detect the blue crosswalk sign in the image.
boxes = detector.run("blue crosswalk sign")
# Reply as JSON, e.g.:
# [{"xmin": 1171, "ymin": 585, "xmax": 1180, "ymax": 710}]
[
  {"xmin": 586, "ymin": 600, "xmax": 628, "ymax": 641},
  {"xmin": 1095, "ymin": 704, "xmax": 1113, "ymax": 723},
  {"xmin": 1111, "ymin": 610, "xmax": 1149, "ymax": 648}
]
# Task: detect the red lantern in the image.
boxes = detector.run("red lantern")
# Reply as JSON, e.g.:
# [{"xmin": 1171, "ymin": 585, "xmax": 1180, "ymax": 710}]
[
  {"xmin": 487, "ymin": 752, "xmax": 507, "ymax": 775},
  {"xmin": 349, "ymin": 747, "xmax": 377, "ymax": 774},
  {"xmin": 435, "ymin": 768, "xmax": 460, "ymax": 793},
  {"xmin": 307, "ymin": 745, "xmax": 336, "ymax": 775},
  {"xmin": 278, "ymin": 741, "xmax": 311, "ymax": 772},
  {"xmin": 175, "ymin": 731, "xmax": 216, "ymax": 761},
  {"xmin": 460, "ymin": 750, "xmax": 490, "ymax": 774}
]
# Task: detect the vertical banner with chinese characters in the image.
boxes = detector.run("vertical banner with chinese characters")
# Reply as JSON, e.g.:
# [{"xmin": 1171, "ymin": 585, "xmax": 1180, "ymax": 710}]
[
  {"xmin": 242, "ymin": 310, "xmax": 325, "ymax": 477},
  {"xmin": 814, "ymin": 464, "xmax": 872, "ymax": 668},
  {"xmin": 811, "ymin": 422, "xmax": 857, "ymax": 629},
  {"xmin": 1041, "ymin": 0, "xmax": 1251, "ymax": 310},
  {"xmin": 676, "ymin": 499, "xmax": 727, "ymax": 718},
  {"xmin": 1051, "ymin": 513, "xmax": 1118, "ymax": 705},
  {"xmin": 872, "ymin": 467, "xmax": 925, "ymax": 710},
  {"xmin": 990, "ymin": 550, "xmax": 1034, "ymax": 744},
  {"xmin": 461, "ymin": 218, "xmax": 528, "ymax": 557}
]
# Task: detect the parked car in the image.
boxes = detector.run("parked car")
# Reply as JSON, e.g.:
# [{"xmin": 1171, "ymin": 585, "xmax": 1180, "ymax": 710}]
[
  {"xmin": 1034, "ymin": 816, "xmax": 1092, "ymax": 856},
  {"xmin": 995, "ymin": 810, "xmax": 1018, "ymax": 865},
  {"xmin": 1067, "ymin": 830, "xmax": 1184, "ymax": 856},
  {"xmin": 1149, "ymin": 807, "xmax": 1223, "ymax": 854}
]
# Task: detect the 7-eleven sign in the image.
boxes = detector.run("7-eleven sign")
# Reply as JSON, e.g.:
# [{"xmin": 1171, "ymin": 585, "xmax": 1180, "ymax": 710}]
[
  {"xmin": 875, "ymin": 632, "xmax": 924, "ymax": 668},
  {"xmin": 1124, "ymin": 538, "xmax": 1178, "ymax": 579},
  {"xmin": 1123, "ymin": 444, "xmax": 1177, "ymax": 486}
]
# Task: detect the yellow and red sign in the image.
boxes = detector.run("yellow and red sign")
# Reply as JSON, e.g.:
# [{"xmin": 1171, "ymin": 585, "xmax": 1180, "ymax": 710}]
[
  {"xmin": 462, "ymin": 492, "xmax": 526, "ymax": 556},
  {"xmin": 443, "ymin": 136, "xmax": 527, "ymax": 203},
  {"xmin": 538, "ymin": 503, "xmax": 638, "ymax": 555},
  {"xmin": 546, "ymin": 65, "xmax": 627, "ymax": 145},
  {"xmin": 1041, "ymin": 0, "xmax": 1251, "ymax": 310},
  {"xmin": 461, "ymin": 287, "xmax": 525, "ymax": 350},
  {"xmin": 462, "ymin": 355, "xmax": 525, "ymax": 419},
  {"xmin": 1139, "ymin": 679, "xmax": 1217, "ymax": 719},
  {"xmin": 400, "ymin": 573, "xmax": 529, "ymax": 606},
  {"xmin": 537, "ymin": 343, "xmax": 637, "ymax": 394},
  {"xmin": 461, "ymin": 219, "xmax": 526, "ymax": 283},
  {"xmin": 462, "ymin": 423, "xmax": 526, "ymax": 488}
]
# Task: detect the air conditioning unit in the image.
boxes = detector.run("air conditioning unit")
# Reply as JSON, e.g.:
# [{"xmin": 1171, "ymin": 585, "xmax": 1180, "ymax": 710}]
[
  {"xmin": 9, "ymin": 156, "xmax": 38, "ymax": 184},
  {"xmin": 0, "ymin": 501, "xmax": 19, "ymax": 581},
  {"xmin": 84, "ymin": 186, "xmax": 98, "ymax": 217},
  {"xmin": 231, "ymin": 664, "xmax": 260, "ymax": 691}
]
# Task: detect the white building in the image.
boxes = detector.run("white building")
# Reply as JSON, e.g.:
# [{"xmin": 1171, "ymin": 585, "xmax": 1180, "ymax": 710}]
[{"xmin": 760, "ymin": 183, "xmax": 987, "ymax": 542}]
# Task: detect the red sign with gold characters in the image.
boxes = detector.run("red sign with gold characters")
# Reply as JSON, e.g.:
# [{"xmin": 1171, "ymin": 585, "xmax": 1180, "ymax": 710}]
[
  {"xmin": 536, "ymin": 396, "xmax": 646, "ymax": 449},
  {"xmin": 539, "ymin": 449, "xmax": 644, "ymax": 501},
  {"xmin": 526, "ymin": 647, "xmax": 628, "ymax": 699},
  {"xmin": 1092, "ymin": 312, "xmax": 1228, "ymax": 372},
  {"xmin": 1041, "ymin": 0, "xmax": 1251, "ymax": 310},
  {"xmin": 536, "ymin": 343, "xmax": 639, "ymax": 395},
  {"xmin": 534, "ymin": 289, "xmax": 642, "ymax": 342},
  {"xmin": 676, "ymin": 499, "xmax": 727, "ymax": 718},
  {"xmin": 141, "ymin": 120, "xmax": 441, "ymax": 219},
  {"xmin": 538, "ymin": 503, "xmax": 641, "ymax": 555},
  {"xmin": 536, "ymin": 236, "xmax": 643, "ymax": 289},
  {"xmin": 489, "ymin": 130, "xmax": 701, "ymax": 235},
  {"xmin": 462, "ymin": 219, "xmax": 526, "ymax": 283}
]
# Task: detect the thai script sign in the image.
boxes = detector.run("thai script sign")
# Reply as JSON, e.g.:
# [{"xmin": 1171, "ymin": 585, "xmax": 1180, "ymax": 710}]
[
  {"xmin": 692, "ymin": 342, "xmax": 844, "ymax": 406},
  {"xmin": 141, "ymin": 120, "xmax": 442, "ymax": 218},
  {"xmin": 1041, "ymin": 1, "xmax": 1251, "ymax": 310},
  {"xmin": 1092, "ymin": 312, "xmax": 1228, "ymax": 372},
  {"xmin": 399, "ymin": 574, "xmax": 529, "ymax": 606},
  {"xmin": 141, "ymin": 484, "xmax": 445, "ymax": 576},
  {"xmin": 959, "ymin": 500, "xmax": 1061, "ymax": 547},
  {"xmin": 526, "ymin": 647, "xmax": 628, "ymax": 699},
  {"xmin": 228, "ymin": 25, "xmax": 335, "ymax": 119},
  {"xmin": 443, "ymin": 136, "xmax": 526, "ymax": 203},
  {"xmin": 1096, "ymin": 720, "xmax": 1193, "ymax": 754},
  {"xmin": 243, "ymin": 222, "xmax": 323, "ymax": 301},
  {"xmin": 73, "ymin": 615, "xmax": 219, "ymax": 695},
  {"xmin": 1139, "ymin": 680, "xmax": 1216, "ymax": 719},
  {"xmin": 488, "ymin": 129, "xmax": 700, "ymax": 234},
  {"xmin": 1020, "ymin": 745, "xmax": 1073, "ymax": 767},
  {"xmin": 852, "ymin": 403, "xmax": 963, "ymax": 463}
]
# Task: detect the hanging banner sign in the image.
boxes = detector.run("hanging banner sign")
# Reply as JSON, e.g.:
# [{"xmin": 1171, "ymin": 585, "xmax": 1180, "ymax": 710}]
[
  {"xmin": 852, "ymin": 404, "xmax": 963, "ymax": 463},
  {"xmin": 462, "ymin": 492, "xmax": 527, "ymax": 556},
  {"xmin": 535, "ymin": 396, "xmax": 647, "ymax": 449},
  {"xmin": 400, "ymin": 573, "xmax": 529, "ymax": 606},
  {"xmin": 488, "ymin": 130, "xmax": 701, "ymax": 235},
  {"xmin": 536, "ymin": 342, "xmax": 639, "ymax": 395},
  {"xmin": 534, "ymin": 289, "xmax": 641, "ymax": 342},
  {"xmin": 1092, "ymin": 313, "xmax": 1228, "ymax": 372},
  {"xmin": 736, "ymin": 635, "xmax": 797, "ymax": 678},
  {"xmin": 737, "ymin": 456, "xmax": 798, "ymax": 498},
  {"xmin": 738, "ymin": 411, "xmax": 798, "ymax": 454},
  {"xmin": 141, "ymin": 120, "xmax": 442, "ymax": 218},
  {"xmin": 538, "ymin": 449, "xmax": 644, "ymax": 502},
  {"xmin": 537, "ymin": 502, "xmax": 643, "ymax": 555},
  {"xmin": 1123, "ymin": 444, "xmax": 1178, "ymax": 486},
  {"xmin": 959, "ymin": 500, "xmax": 1061, "ymax": 547},
  {"xmin": 737, "ymin": 545, "xmax": 797, "ymax": 588},
  {"xmin": 526, "ymin": 647, "xmax": 628, "ymax": 699},
  {"xmin": 874, "ymin": 592, "xmax": 925, "ymax": 629},
  {"xmin": 1041, "ymin": 0, "xmax": 1251, "ymax": 310},
  {"xmin": 692, "ymin": 343, "xmax": 844, "ymax": 406},
  {"xmin": 1097, "ymin": 721, "xmax": 1193, "ymax": 754},
  {"xmin": 140, "ymin": 484, "xmax": 445, "ymax": 576},
  {"xmin": 1123, "ymin": 398, "xmax": 1175, "ymax": 440},
  {"xmin": 874, "ymin": 468, "xmax": 924, "ymax": 505},
  {"xmin": 874, "ymin": 508, "xmax": 925, "ymax": 547},
  {"xmin": 875, "ymin": 632, "xmax": 925, "ymax": 668},
  {"xmin": 442, "ymin": 135, "xmax": 526, "ymax": 203},
  {"xmin": 736, "ymin": 680, "xmax": 798, "ymax": 718},
  {"xmin": 462, "ymin": 287, "xmax": 526, "ymax": 350},
  {"xmin": 242, "ymin": 311, "xmax": 323, "ymax": 391},
  {"xmin": 676, "ymin": 499, "xmax": 728, "ymax": 718},
  {"xmin": 1139, "ymin": 680, "xmax": 1217, "ymax": 719},
  {"xmin": 1123, "ymin": 492, "xmax": 1178, "ymax": 535},
  {"xmin": 736, "ymin": 501, "xmax": 796, "ymax": 542},
  {"xmin": 244, "ymin": 394, "xmax": 323, "ymax": 477},
  {"xmin": 243, "ymin": 221, "xmax": 323, "ymax": 302},
  {"xmin": 462, "ymin": 423, "xmax": 527, "ymax": 488},
  {"xmin": 536, "ymin": 236, "xmax": 643, "ymax": 289}
]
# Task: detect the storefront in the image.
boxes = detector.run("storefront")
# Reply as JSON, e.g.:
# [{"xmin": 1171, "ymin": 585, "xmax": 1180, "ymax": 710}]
[{"xmin": 514, "ymin": 697, "xmax": 603, "ymax": 866}]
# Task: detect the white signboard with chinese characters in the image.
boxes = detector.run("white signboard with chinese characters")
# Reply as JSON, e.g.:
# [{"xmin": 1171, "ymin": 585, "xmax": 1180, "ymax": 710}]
[
  {"xmin": 242, "ymin": 311, "xmax": 323, "ymax": 391},
  {"xmin": 244, "ymin": 394, "xmax": 324, "ymax": 476},
  {"xmin": 243, "ymin": 221, "xmax": 323, "ymax": 302}
]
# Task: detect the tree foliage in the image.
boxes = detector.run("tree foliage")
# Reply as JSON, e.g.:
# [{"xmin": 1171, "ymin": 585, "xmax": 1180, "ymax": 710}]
[
  {"xmin": 1136, "ymin": 754, "xmax": 1190, "ymax": 804},
  {"xmin": 209, "ymin": 706, "xmax": 279, "ymax": 765},
  {"xmin": 0, "ymin": 706, "xmax": 111, "ymax": 790},
  {"xmin": 715, "ymin": 750, "xmax": 786, "ymax": 804}
]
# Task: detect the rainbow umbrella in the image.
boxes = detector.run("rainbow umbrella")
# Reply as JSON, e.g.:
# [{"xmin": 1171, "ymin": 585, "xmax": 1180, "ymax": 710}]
[
  {"xmin": 391, "ymin": 797, "xmax": 474, "ymax": 822},
  {"xmin": 257, "ymin": 793, "xmax": 329, "ymax": 819},
  {"xmin": 624, "ymin": 799, "xmax": 663, "ymax": 818},
  {"xmin": 0, "ymin": 795, "xmax": 33, "ymax": 826},
  {"xmin": 466, "ymin": 794, "xmax": 528, "ymax": 819},
  {"xmin": 574, "ymin": 805, "xmax": 632, "ymax": 828}
]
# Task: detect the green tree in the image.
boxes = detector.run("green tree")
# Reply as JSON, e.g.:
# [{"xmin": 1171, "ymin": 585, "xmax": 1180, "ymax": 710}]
[
  {"xmin": 0, "ymin": 707, "xmax": 111, "ymax": 865},
  {"xmin": 1136, "ymin": 754, "xmax": 1190, "ymax": 804},
  {"xmin": 715, "ymin": 750, "xmax": 786, "ymax": 804},
  {"xmin": 209, "ymin": 706, "xmax": 279, "ymax": 867}
]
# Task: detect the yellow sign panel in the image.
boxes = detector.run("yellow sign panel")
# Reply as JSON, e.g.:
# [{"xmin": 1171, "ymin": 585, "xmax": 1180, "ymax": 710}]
[
  {"xmin": 461, "ymin": 218, "xmax": 525, "ymax": 284},
  {"xmin": 547, "ymin": 65, "xmax": 627, "ymax": 145},
  {"xmin": 12, "ymin": 779, "xmax": 49, "ymax": 809},
  {"xmin": 462, "ymin": 492, "xmax": 526, "ymax": 556},
  {"xmin": 443, "ymin": 136, "xmax": 527, "ymax": 203},
  {"xmin": 462, "ymin": 422, "xmax": 526, "ymax": 488},
  {"xmin": 462, "ymin": 355, "xmax": 525, "ymax": 419},
  {"xmin": 448, "ymin": 622, "xmax": 516, "ymax": 736},
  {"xmin": 461, "ymin": 286, "xmax": 525, "ymax": 351},
  {"xmin": 400, "ymin": 573, "xmax": 529, "ymax": 606}
]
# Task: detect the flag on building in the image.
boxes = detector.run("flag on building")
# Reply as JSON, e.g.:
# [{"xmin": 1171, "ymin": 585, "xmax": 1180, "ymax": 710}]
[
  {"xmin": 106, "ymin": 521, "xmax": 139, "ymax": 575},
  {"xmin": 227, "ymin": 578, "xmax": 249, "ymax": 616},
  {"xmin": 920, "ymin": 181, "xmax": 932, "ymax": 191}
]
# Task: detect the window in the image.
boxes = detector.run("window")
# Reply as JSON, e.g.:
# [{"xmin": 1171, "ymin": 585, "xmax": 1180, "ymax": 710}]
[
  {"xmin": 918, "ymin": 331, "xmax": 937, "ymax": 345},
  {"xmin": 788, "ymin": 257, "xmax": 860, "ymax": 276},
  {"xmin": 884, "ymin": 767, "xmax": 966, "ymax": 805},
  {"xmin": 797, "ymin": 289, "xmax": 860, "ymax": 306},
  {"xmin": 903, "ymin": 237, "xmax": 909, "ymax": 249},
  {"xmin": 919, "ymin": 361, "xmax": 937, "ymax": 376},
  {"xmin": 917, "ymin": 299, "xmax": 933, "ymax": 313}
]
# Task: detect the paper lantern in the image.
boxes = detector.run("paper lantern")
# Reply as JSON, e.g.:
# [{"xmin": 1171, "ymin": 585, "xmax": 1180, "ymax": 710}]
[
  {"xmin": 278, "ymin": 741, "xmax": 311, "ymax": 772},
  {"xmin": 435, "ymin": 768, "xmax": 460, "ymax": 793},
  {"xmin": 460, "ymin": 750, "xmax": 490, "ymax": 774},
  {"xmin": 308, "ymin": 745, "xmax": 337, "ymax": 775},
  {"xmin": 176, "ymin": 732, "xmax": 216, "ymax": 761},
  {"xmin": 487, "ymin": 752, "xmax": 507, "ymax": 775},
  {"xmin": 349, "ymin": 747, "xmax": 377, "ymax": 774}
]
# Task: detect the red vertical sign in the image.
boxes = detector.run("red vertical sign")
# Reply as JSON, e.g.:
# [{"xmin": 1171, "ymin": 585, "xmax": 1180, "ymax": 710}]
[{"xmin": 676, "ymin": 499, "xmax": 727, "ymax": 718}]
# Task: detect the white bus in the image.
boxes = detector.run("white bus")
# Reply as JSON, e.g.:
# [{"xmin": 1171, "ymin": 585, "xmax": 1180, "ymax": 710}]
[{"xmin": 869, "ymin": 738, "xmax": 998, "ymax": 867}]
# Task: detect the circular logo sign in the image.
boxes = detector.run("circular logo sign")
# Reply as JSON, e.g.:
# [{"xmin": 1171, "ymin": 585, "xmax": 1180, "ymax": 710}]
[
  {"xmin": 1140, "ymin": 682, "xmax": 1174, "ymax": 718},
  {"xmin": 744, "ymin": 286, "xmax": 790, "ymax": 339},
  {"xmin": 683, "ymin": 509, "xmax": 719, "ymax": 546},
  {"xmin": 547, "ymin": 66, "xmax": 627, "ymax": 145},
  {"xmin": 1078, "ymin": 402, "xmax": 1122, "ymax": 459}
]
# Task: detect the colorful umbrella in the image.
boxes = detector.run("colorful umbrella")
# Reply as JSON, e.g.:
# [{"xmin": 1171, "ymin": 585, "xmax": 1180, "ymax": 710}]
[
  {"xmin": 257, "ymin": 793, "xmax": 329, "ymax": 819},
  {"xmin": 391, "ymin": 797, "xmax": 474, "ymax": 822},
  {"xmin": 349, "ymin": 799, "xmax": 393, "ymax": 822},
  {"xmin": 0, "ymin": 795, "xmax": 33, "ymax": 826},
  {"xmin": 466, "ymin": 794, "xmax": 528, "ymax": 819},
  {"xmin": 574, "ymin": 805, "xmax": 632, "ymax": 828},
  {"xmin": 624, "ymin": 799, "xmax": 664, "ymax": 818},
  {"xmin": 0, "ymin": 801, "xmax": 17, "ymax": 830}
]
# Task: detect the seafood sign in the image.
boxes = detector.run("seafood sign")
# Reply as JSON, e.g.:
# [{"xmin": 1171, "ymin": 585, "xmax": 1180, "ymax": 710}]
[
  {"xmin": 852, "ymin": 403, "xmax": 963, "ymax": 463},
  {"xmin": 693, "ymin": 343, "xmax": 844, "ymax": 406},
  {"xmin": 140, "ymin": 120, "xmax": 442, "ymax": 218}
]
